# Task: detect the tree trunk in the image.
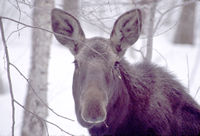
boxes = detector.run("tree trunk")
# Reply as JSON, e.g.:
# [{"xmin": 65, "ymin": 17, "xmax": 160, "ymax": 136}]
[
  {"xmin": 173, "ymin": 0, "xmax": 196, "ymax": 45},
  {"xmin": 145, "ymin": 0, "xmax": 158, "ymax": 62},
  {"xmin": 63, "ymin": 0, "xmax": 79, "ymax": 18},
  {"xmin": 21, "ymin": 0, "xmax": 54, "ymax": 136},
  {"xmin": 137, "ymin": 0, "xmax": 158, "ymax": 61}
]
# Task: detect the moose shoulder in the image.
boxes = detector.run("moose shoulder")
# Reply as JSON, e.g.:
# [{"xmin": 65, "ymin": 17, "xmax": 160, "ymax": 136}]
[{"xmin": 51, "ymin": 8, "xmax": 200, "ymax": 136}]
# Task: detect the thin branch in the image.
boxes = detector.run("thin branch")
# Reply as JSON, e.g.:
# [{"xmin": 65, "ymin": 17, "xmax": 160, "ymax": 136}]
[
  {"xmin": 131, "ymin": 47, "xmax": 145, "ymax": 60},
  {"xmin": 153, "ymin": 48, "xmax": 168, "ymax": 68},
  {"xmin": 10, "ymin": 63, "xmax": 74, "ymax": 122},
  {"xmin": 153, "ymin": 0, "xmax": 199, "ymax": 35},
  {"xmin": 186, "ymin": 55, "xmax": 190, "ymax": 92},
  {"xmin": 195, "ymin": 87, "xmax": 200, "ymax": 98},
  {"xmin": 0, "ymin": 16, "xmax": 53, "ymax": 34},
  {"xmin": 8, "ymin": 0, "xmax": 22, "ymax": 35},
  {"xmin": 0, "ymin": 18, "xmax": 15, "ymax": 136},
  {"xmin": 18, "ymin": 0, "xmax": 33, "ymax": 8},
  {"xmin": 44, "ymin": 120, "xmax": 50, "ymax": 136},
  {"xmin": 7, "ymin": 26, "xmax": 27, "ymax": 41},
  {"xmin": 14, "ymin": 100, "xmax": 76, "ymax": 136},
  {"xmin": 0, "ymin": 16, "xmax": 77, "ymax": 43}
]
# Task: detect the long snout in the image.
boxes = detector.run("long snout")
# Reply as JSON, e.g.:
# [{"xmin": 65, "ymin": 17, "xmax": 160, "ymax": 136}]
[{"xmin": 80, "ymin": 87, "xmax": 108, "ymax": 124}]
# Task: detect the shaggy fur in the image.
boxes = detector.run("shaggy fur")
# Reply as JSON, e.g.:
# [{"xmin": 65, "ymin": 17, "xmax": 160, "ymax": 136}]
[{"xmin": 88, "ymin": 60, "xmax": 200, "ymax": 135}]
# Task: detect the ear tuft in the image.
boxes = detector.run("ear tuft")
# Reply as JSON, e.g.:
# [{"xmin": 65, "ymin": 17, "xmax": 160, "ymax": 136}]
[
  {"xmin": 110, "ymin": 9, "xmax": 142, "ymax": 57},
  {"xmin": 51, "ymin": 8, "xmax": 85, "ymax": 55}
]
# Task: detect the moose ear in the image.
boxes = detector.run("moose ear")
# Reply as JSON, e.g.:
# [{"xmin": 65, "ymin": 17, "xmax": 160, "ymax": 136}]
[
  {"xmin": 110, "ymin": 9, "xmax": 142, "ymax": 57},
  {"xmin": 51, "ymin": 8, "xmax": 85, "ymax": 55}
]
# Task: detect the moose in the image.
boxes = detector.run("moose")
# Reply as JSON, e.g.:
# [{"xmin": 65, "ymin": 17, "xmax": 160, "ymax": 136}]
[{"xmin": 51, "ymin": 8, "xmax": 200, "ymax": 135}]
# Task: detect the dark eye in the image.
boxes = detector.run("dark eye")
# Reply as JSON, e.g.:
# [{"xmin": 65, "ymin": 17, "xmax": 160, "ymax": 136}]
[
  {"xmin": 114, "ymin": 61, "xmax": 120, "ymax": 69},
  {"xmin": 73, "ymin": 60, "xmax": 79, "ymax": 68}
]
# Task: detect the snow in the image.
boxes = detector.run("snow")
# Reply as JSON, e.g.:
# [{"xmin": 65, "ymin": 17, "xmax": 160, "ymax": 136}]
[{"xmin": 0, "ymin": 2, "xmax": 200, "ymax": 136}]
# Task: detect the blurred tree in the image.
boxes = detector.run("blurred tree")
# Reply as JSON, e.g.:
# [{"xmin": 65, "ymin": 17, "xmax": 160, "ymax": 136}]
[
  {"xmin": 173, "ymin": 0, "xmax": 196, "ymax": 45},
  {"xmin": 63, "ymin": 0, "xmax": 79, "ymax": 18},
  {"xmin": 21, "ymin": 0, "xmax": 54, "ymax": 136}
]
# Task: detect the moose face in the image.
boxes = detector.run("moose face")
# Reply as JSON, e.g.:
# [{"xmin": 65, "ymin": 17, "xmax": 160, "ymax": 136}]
[
  {"xmin": 72, "ymin": 37, "xmax": 116, "ymax": 127},
  {"xmin": 51, "ymin": 8, "xmax": 142, "ymax": 128}
]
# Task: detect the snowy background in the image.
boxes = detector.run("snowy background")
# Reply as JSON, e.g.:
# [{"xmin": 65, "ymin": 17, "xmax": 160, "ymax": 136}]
[{"xmin": 0, "ymin": 0, "xmax": 200, "ymax": 136}]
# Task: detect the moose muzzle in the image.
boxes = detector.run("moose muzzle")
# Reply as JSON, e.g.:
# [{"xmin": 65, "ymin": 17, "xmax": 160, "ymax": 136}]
[{"xmin": 80, "ymin": 86, "xmax": 108, "ymax": 124}]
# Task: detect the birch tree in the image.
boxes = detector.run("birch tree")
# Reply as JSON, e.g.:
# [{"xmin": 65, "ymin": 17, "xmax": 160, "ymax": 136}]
[
  {"xmin": 173, "ymin": 0, "xmax": 196, "ymax": 45},
  {"xmin": 145, "ymin": 0, "xmax": 158, "ymax": 61},
  {"xmin": 21, "ymin": 0, "xmax": 54, "ymax": 136}
]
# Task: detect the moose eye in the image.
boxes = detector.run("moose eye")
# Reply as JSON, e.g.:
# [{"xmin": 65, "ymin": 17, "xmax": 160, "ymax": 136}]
[
  {"xmin": 114, "ymin": 61, "xmax": 120, "ymax": 69},
  {"xmin": 73, "ymin": 60, "xmax": 79, "ymax": 68}
]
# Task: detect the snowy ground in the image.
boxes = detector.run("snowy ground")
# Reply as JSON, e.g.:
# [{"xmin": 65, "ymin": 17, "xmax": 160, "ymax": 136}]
[{"xmin": 0, "ymin": 2, "xmax": 200, "ymax": 136}]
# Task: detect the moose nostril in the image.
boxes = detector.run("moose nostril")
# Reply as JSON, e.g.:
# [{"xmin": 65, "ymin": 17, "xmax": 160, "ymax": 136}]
[{"xmin": 81, "ymin": 101, "xmax": 107, "ymax": 124}]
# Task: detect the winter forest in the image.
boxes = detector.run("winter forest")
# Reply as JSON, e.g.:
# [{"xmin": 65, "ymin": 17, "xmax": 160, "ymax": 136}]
[{"xmin": 0, "ymin": 0, "xmax": 200, "ymax": 135}]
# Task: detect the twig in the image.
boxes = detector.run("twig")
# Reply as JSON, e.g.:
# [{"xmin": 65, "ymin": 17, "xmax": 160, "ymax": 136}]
[
  {"xmin": 0, "ymin": 18, "xmax": 15, "ymax": 136},
  {"xmin": 131, "ymin": 47, "xmax": 145, "ymax": 60},
  {"xmin": 7, "ymin": 26, "xmax": 27, "ymax": 41},
  {"xmin": 44, "ymin": 120, "xmax": 50, "ymax": 136},
  {"xmin": 10, "ymin": 63, "xmax": 74, "ymax": 122},
  {"xmin": 0, "ymin": 16, "xmax": 78, "ymax": 43},
  {"xmin": 186, "ymin": 55, "xmax": 190, "ymax": 92},
  {"xmin": 195, "ymin": 87, "xmax": 200, "ymax": 98},
  {"xmin": 8, "ymin": 0, "xmax": 22, "ymax": 35},
  {"xmin": 0, "ymin": 16, "xmax": 53, "ymax": 34},
  {"xmin": 153, "ymin": 48, "xmax": 168, "ymax": 68},
  {"xmin": 154, "ymin": 0, "xmax": 199, "ymax": 35}
]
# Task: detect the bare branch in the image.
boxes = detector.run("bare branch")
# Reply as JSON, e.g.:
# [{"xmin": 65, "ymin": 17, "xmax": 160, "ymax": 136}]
[
  {"xmin": 0, "ymin": 16, "xmax": 78, "ymax": 43},
  {"xmin": 153, "ymin": 49, "xmax": 168, "ymax": 68},
  {"xmin": 7, "ymin": 26, "xmax": 27, "ymax": 41},
  {"xmin": 195, "ymin": 87, "xmax": 200, "ymax": 98},
  {"xmin": 131, "ymin": 47, "xmax": 145, "ymax": 60},
  {"xmin": 154, "ymin": 0, "xmax": 199, "ymax": 35},
  {"xmin": 0, "ymin": 18, "xmax": 15, "ymax": 136},
  {"xmin": 0, "ymin": 16, "xmax": 53, "ymax": 34},
  {"xmin": 186, "ymin": 56, "xmax": 190, "ymax": 92}
]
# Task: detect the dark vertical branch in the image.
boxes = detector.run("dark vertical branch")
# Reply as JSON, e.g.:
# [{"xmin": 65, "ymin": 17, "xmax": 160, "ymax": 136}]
[{"xmin": 0, "ymin": 18, "xmax": 15, "ymax": 136}]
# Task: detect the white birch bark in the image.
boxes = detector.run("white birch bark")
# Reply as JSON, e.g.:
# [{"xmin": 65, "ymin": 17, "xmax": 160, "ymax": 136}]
[{"xmin": 21, "ymin": 0, "xmax": 54, "ymax": 136}]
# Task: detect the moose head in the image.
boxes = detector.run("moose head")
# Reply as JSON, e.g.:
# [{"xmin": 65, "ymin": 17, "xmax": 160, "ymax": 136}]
[{"xmin": 51, "ymin": 8, "xmax": 141, "ymax": 127}]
